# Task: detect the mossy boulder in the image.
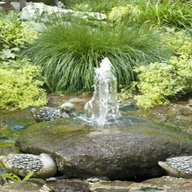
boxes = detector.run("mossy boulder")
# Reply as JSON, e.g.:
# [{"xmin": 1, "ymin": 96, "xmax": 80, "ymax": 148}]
[{"xmin": 16, "ymin": 117, "xmax": 192, "ymax": 179}]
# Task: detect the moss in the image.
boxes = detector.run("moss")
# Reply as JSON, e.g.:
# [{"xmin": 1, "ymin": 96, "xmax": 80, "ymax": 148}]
[{"xmin": 0, "ymin": 142, "xmax": 14, "ymax": 148}]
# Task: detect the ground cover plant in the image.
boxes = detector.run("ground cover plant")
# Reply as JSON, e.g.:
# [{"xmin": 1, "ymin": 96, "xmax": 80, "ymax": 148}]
[{"xmin": 25, "ymin": 21, "xmax": 170, "ymax": 93}]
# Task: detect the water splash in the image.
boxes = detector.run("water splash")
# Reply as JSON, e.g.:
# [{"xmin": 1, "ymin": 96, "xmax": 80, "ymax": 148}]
[{"xmin": 84, "ymin": 57, "xmax": 120, "ymax": 127}]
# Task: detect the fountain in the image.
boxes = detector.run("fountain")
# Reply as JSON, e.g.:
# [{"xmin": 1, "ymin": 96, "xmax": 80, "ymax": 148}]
[
  {"xmin": 12, "ymin": 58, "xmax": 192, "ymax": 183},
  {"xmin": 84, "ymin": 57, "xmax": 120, "ymax": 127}
]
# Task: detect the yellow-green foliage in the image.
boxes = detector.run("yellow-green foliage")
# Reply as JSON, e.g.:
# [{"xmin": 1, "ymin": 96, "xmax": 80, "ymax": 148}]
[
  {"xmin": 108, "ymin": 4, "xmax": 140, "ymax": 24},
  {"xmin": 134, "ymin": 30, "xmax": 192, "ymax": 109},
  {"xmin": 0, "ymin": 172, "xmax": 33, "ymax": 182},
  {"xmin": 161, "ymin": 29, "xmax": 192, "ymax": 55},
  {"xmin": 0, "ymin": 18, "xmax": 37, "ymax": 48},
  {"xmin": 0, "ymin": 59, "xmax": 47, "ymax": 110},
  {"xmin": 0, "ymin": 13, "xmax": 38, "ymax": 61}
]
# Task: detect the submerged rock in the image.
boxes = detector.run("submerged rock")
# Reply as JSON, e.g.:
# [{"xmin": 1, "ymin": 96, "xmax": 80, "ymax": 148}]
[{"xmin": 16, "ymin": 117, "xmax": 192, "ymax": 179}]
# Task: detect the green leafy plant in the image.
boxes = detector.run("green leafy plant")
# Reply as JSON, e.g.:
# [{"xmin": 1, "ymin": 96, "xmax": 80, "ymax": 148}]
[
  {"xmin": 65, "ymin": 0, "xmax": 131, "ymax": 13},
  {"xmin": 0, "ymin": 12, "xmax": 38, "ymax": 61},
  {"xmin": 108, "ymin": 4, "xmax": 141, "ymax": 25},
  {"xmin": 0, "ymin": 173, "xmax": 21, "ymax": 182},
  {"xmin": 22, "ymin": 171, "xmax": 34, "ymax": 181},
  {"xmin": 0, "ymin": 59, "xmax": 47, "ymax": 110},
  {"xmin": 132, "ymin": 30, "xmax": 192, "ymax": 109},
  {"xmin": 0, "ymin": 172, "xmax": 34, "ymax": 182},
  {"xmin": 108, "ymin": 1, "xmax": 192, "ymax": 30},
  {"xmin": 25, "ymin": 22, "xmax": 169, "ymax": 93},
  {"xmin": 138, "ymin": 0, "xmax": 192, "ymax": 30}
]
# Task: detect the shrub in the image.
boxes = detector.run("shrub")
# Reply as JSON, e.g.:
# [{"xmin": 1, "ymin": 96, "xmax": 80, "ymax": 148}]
[
  {"xmin": 25, "ymin": 23, "xmax": 169, "ymax": 93},
  {"xmin": 0, "ymin": 12, "xmax": 38, "ymax": 61},
  {"xmin": 108, "ymin": 4, "xmax": 141, "ymax": 25},
  {"xmin": 0, "ymin": 59, "xmax": 47, "ymax": 110},
  {"xmin": 65, "ymin": 0, "xmax": 131, "ymax": 13},
  {"xmin": 133, "ymin": 30, "xmax": 192, "ymax": 109},
  {"xmin": 160, "ymin": 28, "xmax": 192, "ymax": 55}
]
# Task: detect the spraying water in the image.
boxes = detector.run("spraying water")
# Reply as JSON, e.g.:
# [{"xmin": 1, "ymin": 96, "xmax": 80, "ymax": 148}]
[{"xmin": 84, "ymin": 57, "xmax": 120, "ymax": 127}]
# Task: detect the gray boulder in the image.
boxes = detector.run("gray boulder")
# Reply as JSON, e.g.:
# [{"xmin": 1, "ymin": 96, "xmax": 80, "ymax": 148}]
[{"xmin": 16, "ymin": 117, "xmax": 192, "ymax": 179}]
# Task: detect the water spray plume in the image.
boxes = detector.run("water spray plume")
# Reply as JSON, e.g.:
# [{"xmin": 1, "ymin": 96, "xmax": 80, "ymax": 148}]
[{"xmin": 84, "ymin": 57, "xmax": 120, "ymax": 127}]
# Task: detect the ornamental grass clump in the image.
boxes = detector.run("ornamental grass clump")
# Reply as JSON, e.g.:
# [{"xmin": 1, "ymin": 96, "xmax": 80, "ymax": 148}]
[
  {"xmin": 25, "ymin": 23, "xmax": 169, "ymax": 93},
  {"xmin": 138, "ymin": 0, "xmax": 192, "ymax": 30},
  {"xmin": 108, "ymin": 1, "xmax": 192, "ymax": 30}
]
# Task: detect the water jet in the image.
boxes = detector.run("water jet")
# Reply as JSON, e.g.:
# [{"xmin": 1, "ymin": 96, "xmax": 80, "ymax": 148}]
[{"xmin": 84, "ymin": 57, "xmax": 120, "ymax": 127}]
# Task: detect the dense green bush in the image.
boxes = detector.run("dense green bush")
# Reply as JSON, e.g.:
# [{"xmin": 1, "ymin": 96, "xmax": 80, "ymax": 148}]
[
  {"xmin": 0, "ymin": 12, "xmax": 38, "ymax": 61},
  {"xmin": 25, "ymin": 23, "xmax": 169, "ymax": 93},
  {"xmin": 0, "ymin": 59, "xmax": 47, "ymax": 110},
  {"xmin": 134, "ymin": 30, "xmax": 192, "ymax": 108}
]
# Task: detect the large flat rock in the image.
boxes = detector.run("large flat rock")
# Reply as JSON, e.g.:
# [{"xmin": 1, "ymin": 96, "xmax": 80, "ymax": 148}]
[{"xmin": 16, "ymin": 117, "xmax": 192, "ymax": 179}]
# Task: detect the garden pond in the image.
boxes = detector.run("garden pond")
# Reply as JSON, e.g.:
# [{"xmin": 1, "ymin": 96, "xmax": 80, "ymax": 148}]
[{"xmin": 1, "ymin": 94, "xmax": 192, "ymax": 191}]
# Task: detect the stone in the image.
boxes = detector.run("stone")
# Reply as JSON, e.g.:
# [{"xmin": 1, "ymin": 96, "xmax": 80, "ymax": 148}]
[
  {"xmin": 30, "ymin": 107, "xmax": 61, "ymax": 122},
  {"xmin": 89, "ymin": 180, "xmax": 133, "ymax": 192},
  {"xmin": 39, "ymin": 184, "xmax": 52, "ymax": 192},
  {"xmin": 59, "ymin": 102, "xmax": 76, "ymax": 117},
  {"xmin": 30, "ymin": 104, "xmax": 77, "ymax": 122},
  {"xmin": 0, "ymin": 177, "xmax": 5, "ymax": 186},
  {"xmin": 1, "ymin": 177, "xmax": 192, "ymax": 192},
  {"xmin": 90, "ymin": 177, "xmax": 192, "ymax": 192},
  {"xmin": 46, "ymin": 179, "xmax": 89, "ymax": 192},
  {"xmin": 0, "ymin": 153, "xmax": 57, "ymax": 178},
  {"xmin": 143, "ymin": 176, "xmax": 192, "ymax": 192},
  {"xmin": 59, "ymin": 103, "xmax": 75, "ymax": 112},
  {"xmin": 16, "ymin": 117, "xmax": 192, "ymax": 180},
  {"xmin": 0, "ymin": 181, "xmax": 43, "ymax": 192},
  {"xmin": 158, "ymin": 156, "xmax": 192, "ymax": 178}
]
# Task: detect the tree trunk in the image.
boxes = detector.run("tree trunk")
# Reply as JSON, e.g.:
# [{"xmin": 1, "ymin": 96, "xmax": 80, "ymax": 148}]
[
  {"xmin": 5, "ymin": 0, "xmax": 11, "ymax": 4},
  {"xmin": 53, "ymin": 0, "xmax": 58, "ymax": 6},
  {"xmin": 19, "ymin": 0, "xmax": 26, "ymax": 10}
]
